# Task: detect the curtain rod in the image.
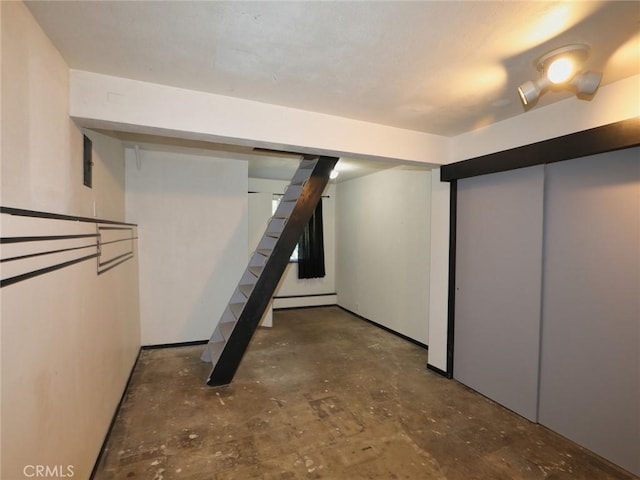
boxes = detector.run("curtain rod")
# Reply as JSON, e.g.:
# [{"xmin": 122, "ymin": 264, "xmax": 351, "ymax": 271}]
[{"xmin": 249, "ymin": 191, "xmax": 330, "ymax": 198}]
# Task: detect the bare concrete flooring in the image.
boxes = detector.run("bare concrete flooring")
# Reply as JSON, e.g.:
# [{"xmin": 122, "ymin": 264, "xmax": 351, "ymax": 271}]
[{"xmin": 94, "ymin": 307, "xmax": 636, "ymax": 480}]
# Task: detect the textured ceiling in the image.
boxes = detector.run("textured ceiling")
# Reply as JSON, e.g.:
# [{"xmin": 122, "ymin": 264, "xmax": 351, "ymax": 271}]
[{"xmin": 26, "ymin": 1, "xmax": 640, "ymax": 138}]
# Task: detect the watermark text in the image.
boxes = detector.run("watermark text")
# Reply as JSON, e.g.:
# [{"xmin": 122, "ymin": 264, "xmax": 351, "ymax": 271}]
[{"xmin": 23, "ymin": 465, "xmax": 74, "ymax": 478}]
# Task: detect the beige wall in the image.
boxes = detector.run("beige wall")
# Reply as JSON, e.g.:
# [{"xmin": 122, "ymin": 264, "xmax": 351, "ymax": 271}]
[{"xmin": 1, "ymin": 3, "xmax": 140, "ymax": 478}]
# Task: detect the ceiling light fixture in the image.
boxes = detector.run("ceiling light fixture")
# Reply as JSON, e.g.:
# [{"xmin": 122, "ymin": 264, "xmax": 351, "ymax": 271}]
[
  {"xmin": 329, "ymin": 170, "xmax": 339, "ymax": 180},
  {"xmin": 517, "ymin": 44, "xmax": 602, "ymax": 107}
]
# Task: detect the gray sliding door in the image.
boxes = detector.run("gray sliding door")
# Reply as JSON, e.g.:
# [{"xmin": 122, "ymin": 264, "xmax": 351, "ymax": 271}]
[
  {"xmin": 538, "ymin": 149, "xmax": 640, "ymax": 475},
  {"xmin": 454, "ymin": 165, "xmax": 544, "ymax": 421}
]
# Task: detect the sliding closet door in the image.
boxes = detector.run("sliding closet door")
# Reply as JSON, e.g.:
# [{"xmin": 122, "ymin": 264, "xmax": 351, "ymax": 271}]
[
  {"xmin": 454, "ymin": 165, "xmax": 544, "ymax": 421},
  {"xmin": 539, "ymin": 148, "xmax": 640, "ymax": 475}
]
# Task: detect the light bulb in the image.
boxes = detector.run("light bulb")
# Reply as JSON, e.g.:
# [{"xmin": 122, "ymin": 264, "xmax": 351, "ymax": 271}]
[{"xmin": 547, "ymin": 57, "xmax": 575, "ymax": 84}]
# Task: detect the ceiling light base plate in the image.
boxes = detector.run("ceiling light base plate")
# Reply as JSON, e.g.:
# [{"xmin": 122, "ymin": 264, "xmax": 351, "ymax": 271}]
[{"xmin": 535, "ymin": 44, "xmax": 589, "ymax": 72}]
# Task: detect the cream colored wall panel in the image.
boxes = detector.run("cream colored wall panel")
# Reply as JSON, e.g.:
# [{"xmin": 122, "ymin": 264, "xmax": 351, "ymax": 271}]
[{"xmin": 1, "ymin": 4, "xmax": 140, "ymax": 478}]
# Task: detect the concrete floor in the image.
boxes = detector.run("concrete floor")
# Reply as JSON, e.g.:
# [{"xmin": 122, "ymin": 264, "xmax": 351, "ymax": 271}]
[{"xmin": 94, "ymin": 307, "xmax": 636, "ymax": 479}]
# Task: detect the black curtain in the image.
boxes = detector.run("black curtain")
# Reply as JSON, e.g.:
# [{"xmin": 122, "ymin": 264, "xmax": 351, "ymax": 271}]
[{"xmin": 298, "ymin": 199, "xmax": 325, "ymax": 279}]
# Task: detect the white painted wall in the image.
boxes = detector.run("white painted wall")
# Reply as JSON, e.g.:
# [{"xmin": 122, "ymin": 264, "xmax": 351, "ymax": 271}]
[
  {"xmin": 336, "ymin": 168, "xmax": 431, "ymax": 344},
  {"xmin": 69, "ymin": 70, "xmax": 450, "ymax": 166},
  {"xmin": 88, "ymin": 129, "xmax": 127, "ymax": 220},
  {"xmin": 125, "ymin": 147, "xmax": 247, "ymax": 345},
  {"xmin": 249, "ymin": 178, "xmax": 337, "ymax": 309},
  {"xmin": 1, "ymin": 3, "xmax": 140, "ymax": 478},
  {"xmin": 427, "ymin": 169, "xmax": 450, "ymax": 372}
]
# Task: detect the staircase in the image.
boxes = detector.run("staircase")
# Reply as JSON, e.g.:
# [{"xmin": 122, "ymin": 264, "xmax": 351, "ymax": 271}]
[{"xmin": 201, "ymin": 155, "xmax": 338, "ymax": 386}]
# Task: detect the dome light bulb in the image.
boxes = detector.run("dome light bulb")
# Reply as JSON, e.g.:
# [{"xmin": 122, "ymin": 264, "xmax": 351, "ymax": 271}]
[{"xmin": 547, "ymin": 57, "xmax": 575, "ymax": 84}]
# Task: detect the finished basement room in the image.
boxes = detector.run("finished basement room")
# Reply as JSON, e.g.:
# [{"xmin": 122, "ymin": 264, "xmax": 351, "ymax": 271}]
[{"xmin": 2, "ymin": 1, "xmax": 639, "ymax": 479}]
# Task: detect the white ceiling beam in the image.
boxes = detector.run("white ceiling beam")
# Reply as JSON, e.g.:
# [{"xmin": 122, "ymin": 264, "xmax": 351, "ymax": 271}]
[{"xmin": 70, "ymin": 70, "xmax": 451, "ymax": 167}]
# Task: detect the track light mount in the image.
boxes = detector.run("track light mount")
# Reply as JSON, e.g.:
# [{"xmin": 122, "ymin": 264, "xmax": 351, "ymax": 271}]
[{"xmin": 517, "ymin": 43, "xmax": 602, "ymax": 107}]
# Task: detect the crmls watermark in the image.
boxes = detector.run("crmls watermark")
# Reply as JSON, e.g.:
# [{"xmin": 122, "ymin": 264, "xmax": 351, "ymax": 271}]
[{"xmin": 23, "ymin": 465, "xmax": 75, "ymax": 478}]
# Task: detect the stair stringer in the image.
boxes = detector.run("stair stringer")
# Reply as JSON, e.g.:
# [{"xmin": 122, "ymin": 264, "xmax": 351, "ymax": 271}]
[{"xmin": 202, "ymin": 155, "xmax": 338, "ymax": 386}]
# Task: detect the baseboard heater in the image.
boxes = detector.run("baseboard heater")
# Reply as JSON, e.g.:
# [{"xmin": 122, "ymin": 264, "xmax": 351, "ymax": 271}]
[{"xmin": 273, "ymin": 293, "xmax": 337, "ymax": 309}]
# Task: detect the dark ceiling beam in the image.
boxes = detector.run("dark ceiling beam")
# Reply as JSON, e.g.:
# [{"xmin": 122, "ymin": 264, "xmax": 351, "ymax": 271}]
[{"xmin": 441, "ymin": 116, "xmax": 640, "ymax": 182}]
